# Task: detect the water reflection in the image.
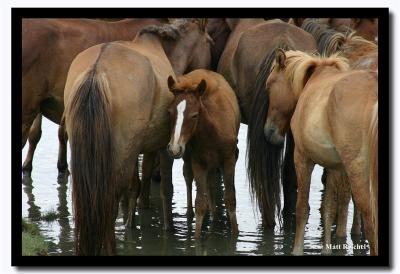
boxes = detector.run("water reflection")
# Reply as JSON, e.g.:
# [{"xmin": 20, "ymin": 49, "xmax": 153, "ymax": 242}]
[{"xmin": 22, "ymin": 118, "xmax": 368, "ymax": 256}]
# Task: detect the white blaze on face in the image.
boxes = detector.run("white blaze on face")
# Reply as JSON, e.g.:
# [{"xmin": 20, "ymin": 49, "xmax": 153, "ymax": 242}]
[{"xmin": 172, "ymin": 100, "xmax": 187, "ymax": 147}]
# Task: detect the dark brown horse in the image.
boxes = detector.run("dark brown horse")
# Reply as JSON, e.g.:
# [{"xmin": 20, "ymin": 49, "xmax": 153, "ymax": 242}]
[
  {"xmin": 217, "ymin": 19, "xmax": 316, "ymax": 228},
  {"xmin": 63, "ymin": 19, "xmax": 212, "ymax": 255},
  {"xmin": 166, "ymin": 69, "xmax": 240, "ymax": 238},
  {"xmin": 22, "ymin": 18, "xmax": 163, "ymax": 176}
]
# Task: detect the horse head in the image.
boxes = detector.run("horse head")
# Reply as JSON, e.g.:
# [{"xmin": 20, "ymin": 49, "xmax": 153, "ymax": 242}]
[{"xmin": 166, "ymin": 75, "xmax": 207, "ymax": 158}]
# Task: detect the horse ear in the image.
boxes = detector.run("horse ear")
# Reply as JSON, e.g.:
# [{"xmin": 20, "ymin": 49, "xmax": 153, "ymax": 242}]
[
  {"xmin": 197, "ymin": 79, "xmax": 207, "ymax": 97},
  {"xmin": 199, "ymin": 18, "xmax": 208, "ymax": 32},
  {"xmin": 275, "ymin": 48, "xmax": 286, "ymax": 69},
  {"xmin": 167, "ymin": 76, "xmax": 176, "ymax": 91}
]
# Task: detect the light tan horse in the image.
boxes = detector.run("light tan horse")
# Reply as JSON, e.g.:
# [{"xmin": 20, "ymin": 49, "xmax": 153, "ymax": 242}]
[
  {"xmin": 264, "ymin": 50, "xmax": 378, "ymax": 255},
  {"xmin": 63, "ymin": 19, "xmax": 212, "ymax": 255},
  {"xmin": 302, "ymin": 18, "xmax": 378, "ymax": 238},
  {"xmin": 166, "ymin": 69, "xmax": 240, "ymax": 238},
  {"xmin": 22, "ymin": 18, "xmax": 163, "ymax": 177}
]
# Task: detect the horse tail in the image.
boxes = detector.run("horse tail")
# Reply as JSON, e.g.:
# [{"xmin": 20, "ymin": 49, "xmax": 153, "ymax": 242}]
[
  {"xmin": 247, "ymin": 44, "xmax": 291, "ymax": 228},
  {"xmin": 282, "ymin": 129, "xmax": 297, "ymax": 216},
  {"xmin": 369, "ymin": 101, "xmax": 378, "ymax": 254},
  {"xmin": 66, "ymin": 66, "xmax": 116, "ymax": 255}
]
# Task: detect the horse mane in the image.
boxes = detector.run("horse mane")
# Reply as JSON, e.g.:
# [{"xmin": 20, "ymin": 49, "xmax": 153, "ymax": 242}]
[
  {"xmin": 283, "ymin": 50, "xmax": 350, "ymax": 97},
  {"xmin": 139, "ymin": 19, "xmax": 205, "ymax": 40},
  {"xmin": 247, "ymin": 42, "xmax": 294, "ymax": 229},
  {"xmin": 302, "ymin": 19, "xmax": 376, "ymax": 57}
]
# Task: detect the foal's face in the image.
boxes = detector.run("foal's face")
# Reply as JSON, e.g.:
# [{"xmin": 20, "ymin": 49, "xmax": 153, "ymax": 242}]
[
  {"xmin": 264, "ymin": 51, "xmax": 296, "ymax": 146},
  {"xmin": 167, "ymin": 77, "xmax": 206, "ymax": 159}
]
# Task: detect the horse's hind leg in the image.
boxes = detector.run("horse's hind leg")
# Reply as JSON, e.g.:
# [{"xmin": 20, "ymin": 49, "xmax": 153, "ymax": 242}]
[
  {"xmin": 292, "ymin": 148, "xmax": 314, "ymax": 256},
  {"xmin": 336, "ymin": 170, "xmax": 351, "ymax": 239},
  {"xmin": 222, "ymin": 154, "xmax": 238, "ymax": 237},
  {"xmin": 183, "ymin": 158, "xmax": 194, "ymax": 218},
  {"xmin": 351, "ymin": 201, "xmax": 362, "ymax": 236},
  {"xmin": 22, "ymin": 113, "xmax": 42, "ymax": 177},
  {"xmin": 138, "ymin": 152, "xmax": 157, "ymax": 209},
  {"xmin": 344, "ymin": 160, "xmax": 377, "ymax": 255},
  {"xmin": 321, "ymin": 170, "xmax": 336, "ymax": 255},
  {"xmin": 57, "ymin": 116, "xmax": 69, "ymax": 181},
  {"xmin": 160, "ymin": 149, "xmax": 174, "ymax": 231}
]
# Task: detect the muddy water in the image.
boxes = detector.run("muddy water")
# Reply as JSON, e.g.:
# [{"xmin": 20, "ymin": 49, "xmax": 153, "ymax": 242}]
[{"xmin": 22, "ymin": 117, "xmax": 369, "ymax": 256}]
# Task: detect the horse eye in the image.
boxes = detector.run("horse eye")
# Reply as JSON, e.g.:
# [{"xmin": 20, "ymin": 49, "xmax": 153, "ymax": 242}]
[{"xmin": 191, "ymin": 113, "xmax": 199, "ymax": 119}]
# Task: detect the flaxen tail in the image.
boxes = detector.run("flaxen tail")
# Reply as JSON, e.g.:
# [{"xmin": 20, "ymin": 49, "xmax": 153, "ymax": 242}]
[{"xmin": 66, "ymin": 68, "xmax": 116, "ymax": 255}]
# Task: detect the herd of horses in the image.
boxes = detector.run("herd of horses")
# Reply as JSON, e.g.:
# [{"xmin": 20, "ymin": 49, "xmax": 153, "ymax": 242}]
[{"xmin": 21, "ymin": 18, "xmax": 379, "ymax": 256}]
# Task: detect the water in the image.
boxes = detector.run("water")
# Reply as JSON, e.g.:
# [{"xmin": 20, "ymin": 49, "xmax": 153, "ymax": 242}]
[{"xmin": 22, "ymin": 117, "xmax": 369, "ymax": 256}]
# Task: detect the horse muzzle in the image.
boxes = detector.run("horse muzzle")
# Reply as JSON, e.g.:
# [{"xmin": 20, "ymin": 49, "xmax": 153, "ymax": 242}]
[
  {"xmin": 264, "ymin": 122, "xmax": 285, "ymax": 146},
  {"xmin": 167, "ymin": 143, "xmax": 185, "ymax": 159}
]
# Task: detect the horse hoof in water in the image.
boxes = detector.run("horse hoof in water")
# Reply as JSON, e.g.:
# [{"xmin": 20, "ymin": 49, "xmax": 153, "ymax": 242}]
[{"xmin": 291, "ymin": 249, "xmax": 304, "ymax": 256}]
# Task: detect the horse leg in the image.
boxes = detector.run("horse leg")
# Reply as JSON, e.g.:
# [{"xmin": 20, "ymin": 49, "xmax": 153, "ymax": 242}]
[
  {"xmin": 125, "ymin": 161, "xmax": 141, "ymax": 228},
  {"xmin": 351, "ymin": 200, "xmax": 362, "ymax": 236},
  {"xmin": 183, "ymin": 158, "xmax": 194, "ymax": 218},
  {"xmin": 206, "ymin": 169, "xmax": 217, "ymax": 223},
  {"xmin": 57, "ymin": 116, "xmax": 69, "ymax": 180},
  {"xmin": 292, "ymin": 148, "xmax": 314, "ymax": 256},
  {"xmin": 344, "ymin": 160, "xmax": 377, "ymax": 255},
  {"xmin": 192, "ymin": 159, "xmax": 208, "ymax": 239},
  {"xmin": 138, "ymin": 152, "xmax": 157, "ymax": 208},
  {"xmin": 222, "ymin": 154, "xmax": 238, "ymax": 237},
  {"xmin": 321, "ymin": 170, "xmax": 336, "ymax": 255},
  {"xmin": 159, "ymin": 148, "xmax": 174, "ymax": 231},
  {"xmin": 22, "ymin": 113, "xmax": 42, "ymax": 177},
  {"xmin": 336, "ymin": 170, "xmax": 351, "ymax": 238}
]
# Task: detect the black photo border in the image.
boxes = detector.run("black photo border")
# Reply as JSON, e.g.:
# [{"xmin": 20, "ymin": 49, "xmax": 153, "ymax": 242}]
[{"xmin": 12, "ymin": 7, "xmax": 390, "ymax": 268}]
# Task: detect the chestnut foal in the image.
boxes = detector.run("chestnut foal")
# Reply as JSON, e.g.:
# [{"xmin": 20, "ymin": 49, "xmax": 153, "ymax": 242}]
[{"xmin": 166, "ymin": 69, "xmax": 240, "ymax": 238}]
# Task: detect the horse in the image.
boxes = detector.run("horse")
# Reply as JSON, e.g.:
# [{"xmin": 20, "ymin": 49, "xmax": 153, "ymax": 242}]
[
  {"xmin": 302, "ymin": 18, "xmax": 378, "ymax": 70},
  {"xmin": 351, "ymin": 18, "xmax": 379, "ymax": 42},
  {"xmin": 63, "ymin": 19, "xmax": 212, "ymax": 255},
  {"xmin": 217, "ymin": 18, "xmax": 316, "ymax": 228},
  {"xmin": 264, "ymin": 49, "xmax": 378, "ymax": 255},
  {"xmin": 302, "ymin": 18, "xmax": 378, "ymax": 238},
  {"xmin": 166, "ymin": 69, "xmax": 240, "ymax": 238},
  {"xmin": 22, "ymin": 18, "xmax": 164, "ymax": 177}
]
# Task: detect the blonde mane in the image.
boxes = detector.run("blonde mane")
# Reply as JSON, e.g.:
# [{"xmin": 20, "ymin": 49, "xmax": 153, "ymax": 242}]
[{"xmin": 283, "ymin": 50, "xmax": 350, "ymax": 97}]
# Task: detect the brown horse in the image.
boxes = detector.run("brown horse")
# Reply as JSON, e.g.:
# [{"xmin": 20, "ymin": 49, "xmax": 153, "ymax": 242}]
[
  {"xmin": 217, "ymin": 18, "xmax": 316, "ymax": 227},
  {"xmin": 264, "ymin": 49, "xmax": 378, "ymax": 255},
  {"xmin": 63, "ymin": 19, "xmax": 212, "ymax": 255},
  {"xmin": 351, "ymin": 18, "xmax": 379, "ymax": 42},
  {"xmin": 22, "ymin": 18, "xmax": 163, "ymax": 176},
  {"xmin": 166, "ymin": 69, "xmax": 240, "ymax": 238}
]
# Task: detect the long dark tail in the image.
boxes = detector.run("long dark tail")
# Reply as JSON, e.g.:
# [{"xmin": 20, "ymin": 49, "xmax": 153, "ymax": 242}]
[
  {"xmin": 282, "ymin": 129, "xmax": 297, "ymax": 216},
  {"xmin": 369, "ymin": 101, "xmax": 378, "ymax": 254},
  {"xmin": 246, "ymin": 44, "xmax": 292, "ymax": 229},
  {"xmin": 67, "ymin": 68, "xmax": 116, "ymax": 255}
]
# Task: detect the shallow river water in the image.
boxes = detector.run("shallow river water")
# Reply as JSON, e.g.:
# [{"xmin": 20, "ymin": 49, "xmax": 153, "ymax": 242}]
[{"xmin": 22, "ymin": 117, "xmax": 369, "ymax": 256}]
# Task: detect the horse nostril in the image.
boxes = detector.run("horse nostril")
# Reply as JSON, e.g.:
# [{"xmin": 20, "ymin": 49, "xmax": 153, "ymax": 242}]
[
  {"xmin": 167, "ymin": 144, "xmax": 172, "ymax": 153},
  {"xmin": 178, "ymin": 146, "xmax": 182, "ymax": 155}
]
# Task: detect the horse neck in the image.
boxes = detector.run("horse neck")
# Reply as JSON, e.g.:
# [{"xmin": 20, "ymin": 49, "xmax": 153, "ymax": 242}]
[
  {"xmin": 343, "ymin": 39, "xmax": 377, "ymax": 60},
  {"xmin": 163, "ymin": 41, "xmax": 194, "ymax": 76}
]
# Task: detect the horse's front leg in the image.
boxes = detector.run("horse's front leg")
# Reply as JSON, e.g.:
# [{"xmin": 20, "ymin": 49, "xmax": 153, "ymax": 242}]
[
  {"xmin": 57, "ymin": 116, "xmax": 69, "ymax": 181},
  {"xmin": 222, "ymin": 153, "xmax": 238, "ymax": 237},
  {"xmin": 22, "ymin": 113, "xmax": 42, "ymax": 177},
  {"xmin": 159, "ymin": 148, "xmax": 174, "ymax": 231},
  {"xmin": 192, "ymin": 159, "xmax": 208, "ymax": 239},
  {"xmin": 321, "ymin": 170, "xmax": 338, "ymax": 255},
  {"xmin": 183, "ymin": 157, "xmax": 194, "ymax": 218},
  {"xmin": 292, "ymin": 148, "xmax": 314, "ymax": 256}
]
